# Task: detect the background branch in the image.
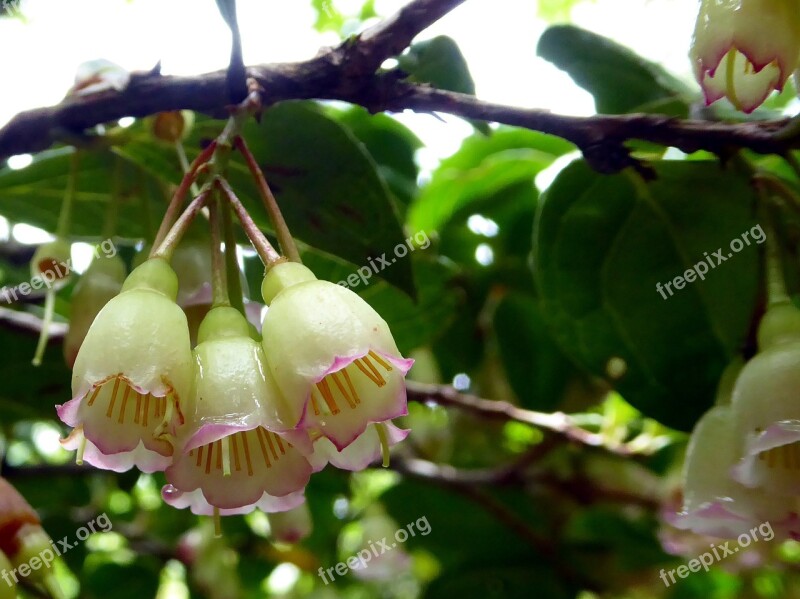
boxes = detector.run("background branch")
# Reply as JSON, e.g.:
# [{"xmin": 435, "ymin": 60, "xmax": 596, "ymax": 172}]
[
  {"xmin": 0, "ymin": 0, "xmax": 796, "ymax": 169},
  {"xmin": 406, "ymin": 381, "xmax": 636, "ymax": 456}
]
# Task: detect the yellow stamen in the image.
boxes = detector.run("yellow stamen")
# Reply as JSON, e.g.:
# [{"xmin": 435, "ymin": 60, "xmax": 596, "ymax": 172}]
[
  {"xmin": 256, "ymin": 428, "xmax": 272, "ymax": 467},
  {"xmin": 342, "ymin": 369, "xmax": 361, "ymax": 404},
  {"xmin": 205, "ymin": 441, "xmax": 214, "ymax": 474},
  {"xmin": 143, "ymin": 393, "xmax": 151, "ymax": 427},
  {"xmin": 106, "ymin": 378, "xmax": 121, "ymax": 418},
  {"xmin": 86, "ymin": 386, "xmax": 102, "ymax": 407},
  {"xmin": 134, "ymin": 392, "xmax": 143, "ymax": 424},
  {"xmin": 117, "ymin": 386, "xmax": 132, "ymax": 424},
  {"xmin": 368, "ymin": 351, "xmax": 393, "ymax": 372},
  {"xmin": 331, "ymin": 372, "xmax": 357, "ymax": 409},
  {"xmin": 242, "ymin": 432, "xmax": 254, "ymax": 476},
  {"xmin": 376, "ymin": 422, "xmax": 390, "ymax": 468},
  {"xmin": 316, "ymin": 379, "xmax": 341, "ymax": 414},
  {"xmin": 196, "ymin": 444, "xmax": 204, "ymax": 467},
  {"xmin": 356, "ymin": 357, "xmax": 385, "ymax": 387}
]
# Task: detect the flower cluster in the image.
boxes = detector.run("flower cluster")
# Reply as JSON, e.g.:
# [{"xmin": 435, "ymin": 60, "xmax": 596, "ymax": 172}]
[
  {"xmin": 672, "ymin": 302, "xmax": 800, "ymax": 541},
  {"xmin": 58, "ymin": 258, "xmax": 412, "ymax": 517},
  {"xmin": 691, "ymin": 0, "xmax": 800, "ymax": 113}
]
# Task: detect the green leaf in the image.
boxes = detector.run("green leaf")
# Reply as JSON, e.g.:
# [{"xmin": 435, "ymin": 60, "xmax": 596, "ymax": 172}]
[
  {"xmin": 0, "ymin": 149, "xmax": 164, "ymax": 239},
  {"xmin": 334, "ymin": 106, "xmax": 422, "ymax": 208},
  {"xmin": 537, "ymin": 25, "xmax": 694, "ymax": 115},
  {"xmin": 228, "ymin": 102, "xmax": 415, "ymax": 296},
  {"xmin": 533, "ymin": 159, "xmax": 760, "ymax": 430},
  {"xmin": 493, "ymin": 292, "xmax": 579, "ymax": 412},
  {"xmin": 0, "ymin": 102, "xmax": 416, "ymax": 295},
  {"xmin": 398, "ymin": 36, "xmax": 476, "ymax": 96},
  {"xmin": 409, "ymin": 128, "xmax": 574, "ymax": 233}
]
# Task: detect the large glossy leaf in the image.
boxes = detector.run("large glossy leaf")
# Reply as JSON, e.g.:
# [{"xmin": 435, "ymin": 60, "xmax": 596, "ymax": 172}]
[
  {"xmin": 533, "ymin": 159, "xmax": 760, "ymax": 430},
  {"xmin": 493, "ymin": 292, "xmax": 580, "ymax": 412},
  {"xmin": 409, "ymin": 128, "xmax": 574, "ymax": 233},
  {"xmin": 537, "ymin": 25, "xmax": 694, "ymax": 115},
  {"xmin": 333, "ymin": 106, "xmax": 422, "ymax": 208},
  {"xmin": 0, "ymin": 149, "xmax": 165, "ymax": 239},
  {"xmin": 0, "ymin": 101, "xmax": 416, "ymax": 295}
]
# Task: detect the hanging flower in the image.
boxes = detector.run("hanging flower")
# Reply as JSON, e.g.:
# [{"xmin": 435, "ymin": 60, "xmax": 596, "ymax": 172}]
[
  {"xmin": 63, "ymin": 253, "xmax": 126, "ymax": 368},
  {"xmin": 691, "ymin": 0, "xmax": 800, "ymax": 112},
  {"xmin": 57, "ymin": 258, "xmax": 193, "ymax": 473},
  {"xmin": 162, "ymin": 306, "xmax": 312, "ymax": 515},
  {"xmin": 259, "ymin": 262, "xmax": 412, "ymax": 464},
  {"xmin": 730, "ymin": 303, "xmax": 800, "ymax": 496},
  {"xmin": 670, "ymin": 405, "xmax": 799, "ymax": 539}
]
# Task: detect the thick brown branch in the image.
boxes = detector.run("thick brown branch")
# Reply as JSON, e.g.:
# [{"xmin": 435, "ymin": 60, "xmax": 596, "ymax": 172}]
[{"xmin": 0, "ymin": 0, "xmax": 797, "ymax": 168}]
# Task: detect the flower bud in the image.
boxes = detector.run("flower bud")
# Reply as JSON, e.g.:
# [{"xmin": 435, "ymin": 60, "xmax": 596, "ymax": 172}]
[
  {"xmin": 30, "ymin": 239, "xmax": 72, "ymax": 289},
  {"xmin": 151, "ymin": 111, "xmax": 194, "ymax": 143}
]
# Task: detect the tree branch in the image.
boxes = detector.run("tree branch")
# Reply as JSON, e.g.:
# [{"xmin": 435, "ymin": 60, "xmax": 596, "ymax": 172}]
[
  {"xmin": 406, "ymin": 381, "xmax": 637, "ymax": 456},
  {"xmin": 1, "ymin": 0, "xmax": 797, "ymax": 169}
]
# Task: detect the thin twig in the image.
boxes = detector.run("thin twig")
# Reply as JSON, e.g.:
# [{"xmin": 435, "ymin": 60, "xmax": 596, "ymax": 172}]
[{"xmin": 406, "ymin": 381, "xmax": 635, "ymax": 455}]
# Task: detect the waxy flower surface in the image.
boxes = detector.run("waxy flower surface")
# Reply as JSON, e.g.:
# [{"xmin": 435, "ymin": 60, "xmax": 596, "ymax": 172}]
[
  {"xmin": 672, "ymin": 405, "xmax": 800, "ymax": 540},
  {"xmin": 163, "ymin": 306, "xmax": 312, "ymax": 515},
  {"xmin": 63, "ymin": 254, "xmax": 126, "ymax": 368},
  {"xmin": 260, "ymin": 263, "xmax": 412, "ymax": 466},
  {"xmin": 731, "ymin": 304, "xmax": 800, "ymax": 496},
  {"xmin": 58, "ymin": 258, "xmax": 193, "ymax": 473},
  {"xmin": 691, "ymin": 0, "xmax": 800, "ymax": 112}
]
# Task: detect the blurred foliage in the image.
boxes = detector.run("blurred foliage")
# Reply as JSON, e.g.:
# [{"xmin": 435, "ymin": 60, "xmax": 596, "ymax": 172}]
[{"xmin": 2, "ymin": 3, "xmax": 800, "ymax": 599}]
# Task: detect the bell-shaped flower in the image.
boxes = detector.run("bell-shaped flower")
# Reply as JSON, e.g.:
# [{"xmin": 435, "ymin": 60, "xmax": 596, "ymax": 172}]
[
  {"xmin": 730, "ymin": 303, "xmax": 800, "ymax": 496},
  {"xmin": 259, "ymin": 263, "xmax": 412, "ymax": 462},
  {"xmin": 162, "ymin": 306, "xmax": 312, "ymax": 515},
  {"xmin": 671, "ymin": 405, "xmax": 800, "ymax": 539},
  {"xmin": 691, "ymin": 0, "xmax": 800, "ymax": 112},
  {"xmin": 63, "ymin": 254, "xmax": 126, "ymax": 368},
  {"xmin": 57, "ymin": 258, "xmax": 193, "ymax": 473}
]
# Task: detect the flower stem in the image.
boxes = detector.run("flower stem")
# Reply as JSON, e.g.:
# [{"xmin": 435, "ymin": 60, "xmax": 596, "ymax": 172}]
[
  {"xmin": 234, "ymin": 136, "xmax": 302, "ymax": 263},
  {"xmin": 31, "ymin": 288, "xmax": 56, "ymax": 366},
  {"xmin": 56, "ymin": 150, "xmax": 79, "ymax": 239},
  {"xmin": 753, "ymin": 175, "xmax": 790, "ymax": 306},
  {"xmin": 152, "ymin": 189, "xmax": 212, "ymax": 261},
  {"xmin": 216, "ymin": 178, "xmax": 284, "ymax": 268},
  {"xmin": 209, "ymin": 193, "xmax": 230, "ymax": 308},
  {"xmin": 150, "ymin": 141, "xmax": 217, "ymax": 257},
  {"xmin": 102, "ymin": 155, "xmax": 123, "ymax": 240},
  {"xmin": 222, "ymin": 202, "xmax": 246, "ymax": 315}
]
